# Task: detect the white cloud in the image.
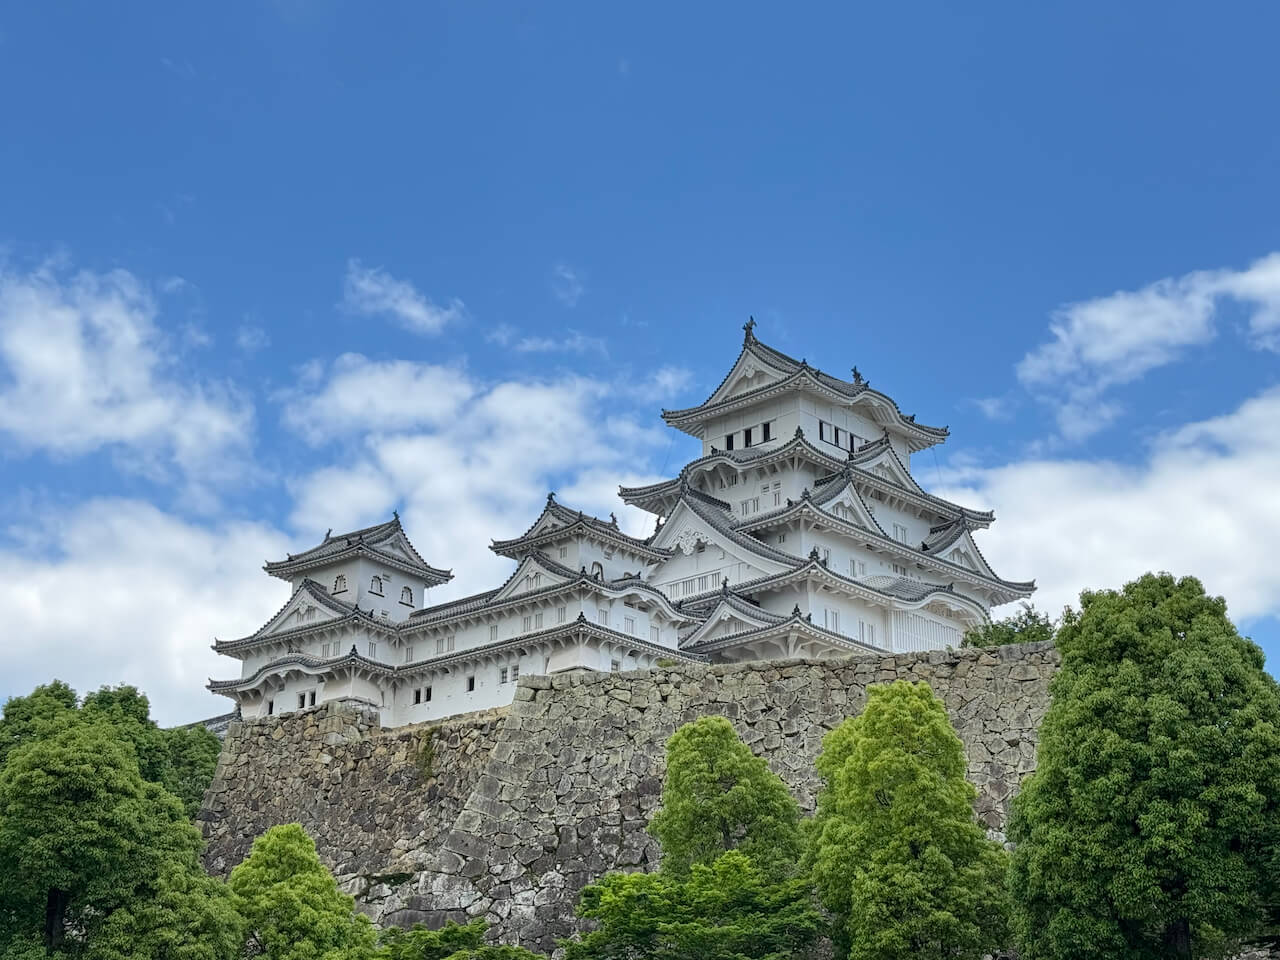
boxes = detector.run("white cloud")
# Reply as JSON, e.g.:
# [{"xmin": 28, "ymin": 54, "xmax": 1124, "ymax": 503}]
[
  {"xmin": 551, "ymin": 263, "xmax": 585, "ymax": 307},
  {"xmin": 279, "ymin": 353, "xmax": 476, "ymax": 445},
  {"xmin": 285, "ymin": 365, "xmax": 671, "ymax": 598},
  {"xmin": 1016, "ymin": 253, "xmax": 1280, "ymax": 440},
  {"xmin": 939, "ymin": 384, "xmax": 1280, "ymax": 629},
  {"xmin": 0, "ymin": 499, "xmax": 288, "ymax": 726},
  {"xmin": 0, "ymin": 262, "xmax": 254, "ymax": 497},
  {"xmin": 972, "ymin": 396, "xmax": 1013, "ymax": 421},
  {"xmin": 236, "ymin": 324, "xmax": 270, "ymax": 352},
  {"xmin": 341, "ymin": 259, "xmax": 464, "ymax": 335},
  {"xmin": 486, "ymin": 324, "xmax": 607, "ymax": 356}
]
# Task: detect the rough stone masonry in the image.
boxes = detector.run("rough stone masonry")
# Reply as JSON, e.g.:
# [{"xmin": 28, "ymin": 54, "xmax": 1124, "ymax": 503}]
[{"xmin": 199, "ymin": 641, "xmax": 1057, "ymax": 953}]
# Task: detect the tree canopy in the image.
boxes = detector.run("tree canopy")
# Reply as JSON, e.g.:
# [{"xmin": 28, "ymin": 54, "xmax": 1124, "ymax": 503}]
[
  {"xmin": 1008, "ymin": 573, "xmax": 1280, "ymax": 959},
  {"xmin": 963, "ymin": 603, "xmax": 1056, "ymax": 648},
  {"xmin": 808, "ymin": 680, "xmax": 1009, "ymax": 960},
  {"xmin": 647, "ymin": 715, "xmax": 802, "ymax": 880}
]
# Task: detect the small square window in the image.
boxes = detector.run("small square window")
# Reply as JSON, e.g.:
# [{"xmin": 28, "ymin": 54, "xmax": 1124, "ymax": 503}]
[
  {"xmin": 610, "ymin": 659, "xmax": 621, "ymax": 672},
  {"xmin": 467, "ymin": 675, "xmax": 475, "ymax": 692}
]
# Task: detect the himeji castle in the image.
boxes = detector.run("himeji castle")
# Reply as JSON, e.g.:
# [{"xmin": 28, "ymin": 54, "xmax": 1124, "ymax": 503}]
[{"xmin": 210, "ymin": 321, "xmax": 1034, "ymax": 725}]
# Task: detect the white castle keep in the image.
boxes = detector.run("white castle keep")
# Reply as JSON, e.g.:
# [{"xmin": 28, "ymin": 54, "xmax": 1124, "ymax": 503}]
[{"xmin": 210, "ymin": 322, "xmax": 1034, "ymax": 724}]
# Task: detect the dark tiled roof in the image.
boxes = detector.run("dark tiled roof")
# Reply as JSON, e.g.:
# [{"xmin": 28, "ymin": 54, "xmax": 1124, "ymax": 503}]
[
  {"xmin": 490, "ymin": 495, "xmax": 671, "ymax": 561},
  {"xmin": 264, "ymin": 515, "xmax": 452, "ymax": 585}
]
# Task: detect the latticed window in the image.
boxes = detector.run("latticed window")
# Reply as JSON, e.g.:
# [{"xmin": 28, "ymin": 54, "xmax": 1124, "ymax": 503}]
[
  {"xmin": 400, "ymin": 586, "xmax": 413, "ymax": 605},
  {"xmin": 370, "ymin": 576, "xmax": 383, "ymax": 595},
  {"xmin": 333, "ymin": 574, "xmax": 347, "ymax": 593}
]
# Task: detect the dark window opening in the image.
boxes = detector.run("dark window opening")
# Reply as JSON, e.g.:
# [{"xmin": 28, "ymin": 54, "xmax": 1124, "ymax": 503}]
[
  {"xmin": 819, "ymin": 421, "xmax": 829, "ymax": 442},
  {"xmin": 724, "ymin": 433, "xmax": 735, "ymax": 451},
  {"xmin": 466, "ymin": 675, "xmax": 476, "ymax": 692},
  {"xmin": 413, "ymin": 688, "xmax": 422, "ymax": 705},
  {"xmin": 308, "ymin": 690, "xmax": 316, "ymax": 707},
  {"xmin": 370, "ymin": 576, "xmax": 384, "ymax": 596},
  {"xmin": 762, "ymin": 421, "xmax": 772, "ymax": 442},
  {"xmin": 743, "ymin": 427, "xmax": 753, "ymax": 447},
  {"xmin": 298, "ymin": 693, "xmax": 306, "ymax": 709},
  {"xmin": 424, "ymin": 686, "xmax": 432, "ymax": 702},
  {"xmin": 267, "ymin": 700, "xmax": 274, "ymax": 716}
]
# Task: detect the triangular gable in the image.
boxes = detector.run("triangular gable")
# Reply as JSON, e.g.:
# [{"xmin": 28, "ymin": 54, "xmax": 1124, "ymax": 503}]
[
  {"xmin": 940, "ymin": 528, "xmax": 1000, "ymax": 581},
  {"xmin": 681, "ymin": 598, "xmax": 782, "ymax": 648},
  {"xmin": 489, "ymin": 553, "xmax": 575, "ymax": 602},
  {"xmin": 650, "ymin": 501, "xmax": 792, "ymax": 591},
  {"xmin": 703, "ymin": 345, "xmax": 792, "ymax": 407},
  {"xmin": 256, "ymin": 584, "xmax": 349, "ymax": 639},
  {"xmin": 814, "ymin": 482, "xmax": 887, "ymax": 536},
  {"xmin": 853, "ymin": 444, "xmax": 926, "ymax": 496}
]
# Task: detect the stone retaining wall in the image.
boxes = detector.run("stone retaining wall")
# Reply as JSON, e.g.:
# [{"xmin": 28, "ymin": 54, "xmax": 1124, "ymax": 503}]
[{"xmin": 200, "ymin": 641, "xmax": 1058, "ymax": 951}]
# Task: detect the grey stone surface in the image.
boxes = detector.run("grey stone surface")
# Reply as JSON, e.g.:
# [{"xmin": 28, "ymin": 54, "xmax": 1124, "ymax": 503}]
[{"xmin": 201, "ymin": 643, "xmax": 1058, "ymax": 952}]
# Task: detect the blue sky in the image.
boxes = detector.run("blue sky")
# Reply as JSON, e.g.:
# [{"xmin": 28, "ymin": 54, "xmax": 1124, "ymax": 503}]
[{"xmin": 2, "ymin": 2, "xmax": 1278, "ymax": 723}]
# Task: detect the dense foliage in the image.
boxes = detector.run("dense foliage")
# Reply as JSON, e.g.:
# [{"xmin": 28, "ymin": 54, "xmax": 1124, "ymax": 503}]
[
  {"xmin": 647, "ymin": 715, "xmax": 803, "ymax": 880},
  {"xmin": 1008, "ymin": 573, "xmax": 1280, "ymax": 959},
  {"xmin": 963, "ymin": 603, "xmax": 1056, "ymax": 648},
  {"xmin": 380, "ymin": 919, "xmax": 544, "ymax": 959},
  {"xmin": 808, "ymin": 680, "xmax": 1009, "ymax": 960}
]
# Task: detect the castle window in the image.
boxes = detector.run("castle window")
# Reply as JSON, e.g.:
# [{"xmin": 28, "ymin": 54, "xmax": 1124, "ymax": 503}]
[
  {"xmin": 309, "ymin": 690, "xmax": 316, "ymax": 706},
  {"xmin": 413, "ymin": 688, "xmax": 422, "ymax": 705},
  {"xmin": 490, "ymin": 624, "xmax": 499, "ymax": 641},
  {"xmin": 590, "ymin": 562, "xmax": 604, "ymax": 579},
  {"xmin": 556, "ymin": 606, "xmax": 566, "ymax": 623},
  {"xmin": 743, "ymin": 427, "xmax": 753, "ymax": 447},
  {"xmin": 405, "ymin": 645, "xmax": 414, "ymax": 662},
  {"xmin": 400, "ymin": 586, "xmax": 414, "ymax": 606},
  {"xmin": 370, "ymin": 576, "xmax": 384, "ymax": 596},
  {"xmin": 891, "ymin": 563, "xmax": 908, "ymax": 576},
  {"xmin": 266, "ymin": 699, "xmax": 274, "ymax": 715},
  {"xmin": 624, "ymin": 616, "xmax": 635, "ymax": 635},
  {"xmin": 559, "ymin": 546, "xmax": 568, "ymax": 559},
  {"xmin": 321, "ymin": 642, "xmax": 331, "ymax": 657},
  {"xmin": 535, "ymin": 611, "xmax": 543, "ymax": 628},
  {"xmin": 610, "ymin": 659, "xmax": 621, "ymax": 672},
  {"xmin": 424, "ymin": 685, "xmax": 432, "ymax": 702},
  {"xmin": 892, "ymin": 523, "xmax": 909, "ymax": 543},
  {"xmin": 298, "ymin": 693, "xmax": 306, "ymax": 709},
  {"xmin": 523, "ymin": 615, "xmax": 532, "ymax": 632},
  {"xmin": 597, "ymin": 607, "xmax": 609, "ymax": 627},
  {"xmin": 333, "ymin": 574, "xmax": 347, "ymax": 594},
  {"xmin": 511, "ymin": 663, "xmax": 519, "ymax": 680},
  {"xmin": 650, "ymin": 625, "xmax": 660, "ymax": 643},
  {"xmin": 724, "ymin": 433, "xmax": 735, "ymax": 451},
  {"xmin": 762, "ymin": 420, "xmax": 773, "ymax": 442},
  {"xmin": 466, "ymin": 675, "xmax": 476, "ymax": 692},
  {"xmin": 499, "ymin": 667, "xmax": 509, "ymax": 684},
  {"xmin": 367, "ymin": 641, "xmax": 377, "ymax": 658}
]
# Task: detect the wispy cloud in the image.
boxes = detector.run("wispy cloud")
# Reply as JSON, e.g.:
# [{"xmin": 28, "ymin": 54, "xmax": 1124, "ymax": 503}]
[
  {"xmin": 487, "ymin": 324, "xmax": 607, "ymax": 356},
  {"xmin": 236, "ymin": 324, "xmax": 270, "ymax": 353},
  {"xmin": 551, "ymin": 262, "xmax": 585, "ymax": 307},
  {"xmin": 1017, "ymin": 252, "xmax": 1280, "ymax": 441},
  {"xmin": 341, "ymin": 258, "xmax": 464, "ymax": 335}
]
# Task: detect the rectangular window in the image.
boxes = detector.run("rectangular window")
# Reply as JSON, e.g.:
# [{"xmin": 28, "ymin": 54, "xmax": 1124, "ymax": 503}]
[
  {"xmin": 891, "ymin": 563, "xmax": 908, "ymax": 576},
  {"xmin": 522, "ymin": 614, "xmax": 532, "ymax": 632},
  {"xmin": 413, "ymin": 688, "xmax": 422, "ymax": 704},
  {"xmin": 824, "ymin": 608, "xmax": 840, "ymax": 632},
  {"xmin": 724, "ymin": 433, "xmax": 735, "ymax": 451},
  {"xmin": 466, "ymin": 675, "xmax": 475, "ymax": 692},
  {"xmin": 559, "ymin": 546, "xmax": 568, "ymax": 558},
  {"xmin": 266, "ymin": 699, "xmax": 274, "ymax": 716},
  {"xmin": 424, "ymin": 685, "xmax": 432, "ymax": 702},
  {"xmin": 650, "ymin": 625, "xmax": 660, "ymax": 643},
  {"xmin": 489, "ymin": 624, "xmax": 498, "ymax": 641},
  {"xmin": 367, "ymin": 642, "xmax": 377, "ymax": 658},
  {"xmin": 819, "ymin": 420, "xmax": 829, "ymax": 442},
  {"xmin": 511, "ymin": 663, "xmax": 519, "ymax": 680},
  {"xmin": 778, "ymin": 533, "xmax": 786, "ymax": 543},
  {"xmin": 556, "ymin": 606, "xmax": 567, "ymax": 623},
  {"xmin": 624, "ymin": 616, "xmax": 636, "ymax": 635},
  {"xmin": 448, "ymin": 636, "xmax": 456, "ymax": 652},
  {"xmin": 762, "ymin": 421, "xmax": 773, "ymax": 442},
  {"xmin": 728, "ymin": 474, "xmax": 738, "ymax": 486},
  {"xmin": 499, "ymin": 667, "xmax": 509, "ymax": 684},
  {"xmin": 893, "ymin": 523, "xmax": 909, "ymax": 543},
  {"xmin": 405, "ymin": 645, "xmax": 414, "ymax": 662},
  {"xmin": 610, "ymin": 659, "xmax": 621, "ymax": 672},
  {"xmin": 834, "ymin": 426, "xmax": 844, "ymax": 447},
  {"xmin": 298, "ymin": 693, "xmax": 306, "ymax": 709},
  {"xmin": 851, "ymin": 433, "xmax": 866, "ymax": 451},
  {"xmin": 535, "ymin": 611, "xmax": 543, "ymax": 628},
  {"xmin": 437, "ymin": 637, "xmax": 445, "ymax": 654},
  {"xmin": 860, "ymin": 621, "xmax": 877, "ymax": 645},
  {"xmin": 309, "ymin": 690, "xmax": 316, "ymax": 707},
  {"xmin": 743, "ymin": 427, "xmax": 753, "ymax": 447},
  {"xmin": 597, "ymin": 607, "xmax": 609, "ymax": 627},
  {"xmin": 321, "ymin": 642, "xmax": 330, "ymax": 657}
]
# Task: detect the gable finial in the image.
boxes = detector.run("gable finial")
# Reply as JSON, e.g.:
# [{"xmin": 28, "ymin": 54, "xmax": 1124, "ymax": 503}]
[
  {"xmin": 324, "ymin": 528, "xmax": 331, "ymax": 540},
  {"xmin": 808, "ymin": 546, "xmax": 820, "ymax": 561},
  {"xmin": 547, "ymin": 491, "xmax": 556, "ymax": 503},
  {"xmin": 721, "ymin": 577, "xmax": 729, "ymax": 594},
  {"xmin": 610, "ymin": 512, "xmax": 618, "ymax": 527},
  {"xmin": 794, "ymin": 425, "xmax": 804, "ymax": 439},
  {"xmin": 393, "ymin": 509, "xmax": 399, "ymax": 522},
  {"xmin": 743, "ymin": 316, "xmax": 756, "ymax": 342},
  {"xmin": 851, "ymin": 365, "xmax": 864, "ymax": 385},
  {"xmin": 791, "ymin": 603, "xmax": 802, "ymax": 617}
]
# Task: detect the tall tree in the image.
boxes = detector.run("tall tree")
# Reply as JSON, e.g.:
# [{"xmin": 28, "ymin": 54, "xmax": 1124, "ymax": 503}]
[
  {"xmin": 229, "ymin": 823, "xmax": 380, "ymax": 960},
  {"xmin": 648, "ymin": 715, "xmax": 802, "ymax": 880},
  {"xmin": 162, "ymin": 723, "xmax": 223, "ymax": 819},
  {"xmin": 0, "ymin": 680, "xmax": 77, "ymax": 767},
  {"xmin": 1008, "ymin": 573, "xmax": 1280, "ymax": 960},
  {"xmin": 87, "ymin": 865, "xmax": 245, "ymax": 960},
  {"xmin": 808, "ymin": 680, "xmax": 1009, "ymax": 960},
  {"xmin": 0, "ymin": 720, "xmax": 202, "ymax": 949}
]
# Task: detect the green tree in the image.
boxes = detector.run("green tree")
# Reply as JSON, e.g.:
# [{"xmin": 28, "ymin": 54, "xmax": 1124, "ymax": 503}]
[
  {"xmin": 229, "ymin": 823, "xmax": 380, "ymax": 960},
  {"xmin": 563, "ymin": 851, "xmax": 822, "ymax": 960},
  {"xmin": 87, "ymin": 864, "xmax": 245, "ymax": 960},
  {"xmin": 808, "ymin": 680, "xmax": 1009, "ymax": 960},
  {"xmin": 0, "ymin": 680, "xmax": 78, "ymax": 767},
  {"xmin": 162, "ymin": 723, "xmax": 223, "ymax": 819},
  {"xmin": 82, "ymin": 684, "xmax": 173, "ymax": 787},
  {"xmin": 648, "ymin": 715, "xmax": 802, "ymax": 880},
  {"xmin": 380, "ymin": 918, "xmax": 545, "ymax": 959},
  {"xmin": 964, "ymin": 603, "xmax": 1056, "ymax": 648},
  {"xmin": 0, "ymin": 720, "xmax": 202, "ymax": 949},
  {"xmin": 1008, "ymin": 573, "xmax": 1280, "ymax": 960}
]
